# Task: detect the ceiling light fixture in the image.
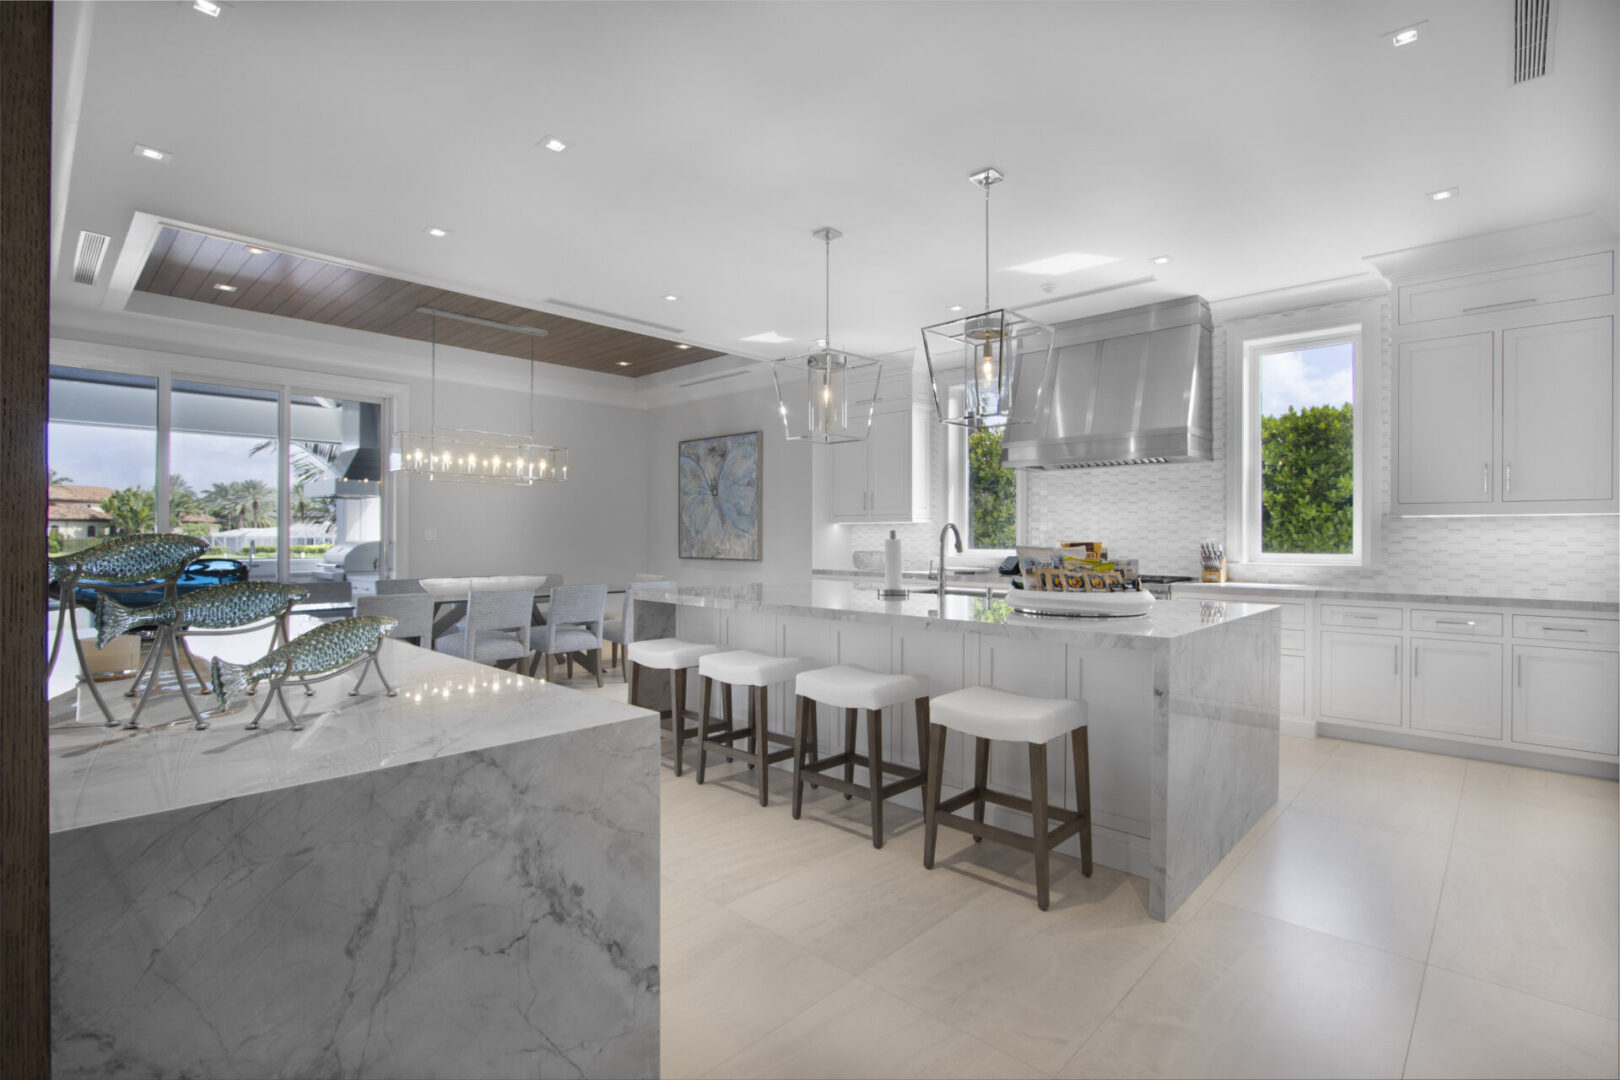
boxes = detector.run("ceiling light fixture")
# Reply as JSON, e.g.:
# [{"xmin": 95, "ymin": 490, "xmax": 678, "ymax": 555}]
[
  {"xmin": 675, "ymin": 343, "xmax": 693, "ymax": 350},
  {"xmin": 539, "ymin": 136, "xmax": 568, "ymax": 153},
  {"xmin": 1152, "ymin": 255, "xmax": 1173, "ymax": 265},
  {"xmin": 132, "ymin": 144, "xmax": 171, "ymax": 162},
  {"xmin": 426, "ymin": 226, "xmax": 449, "ymax": 238},
  {"xmin": 663, "ymin": 294, "xmax": 679, "ymax": 302},
  {"xmin": 770, "ymin": 227, "xmax": 882, "ymax": 444},
  {"xmin": 244, "ymin": 246, "xmax": 267, "ymax": 255},
  {"xmin": 1389, "ymin": 21, "xmax": 1428, "ymax": 46},
  {"xmin": 192, "ymin": 0, "xmax": 223, "ymax": 16},
  {"xmin": 948, "ymin": 305, "xmax": 964, "ymax": 313},
  {"xmin": 1008, "ymin": 251, "xmax": 1118, "ymax": 275},
  {"xmin": 617, "ymin": 361, "xmax": 631, "ymax": 367},
  {"xmin": 742, "ymin": 331, "xmax": 791, "ymax": 344},
  {"xmin": 1428, "ymin": 187, "xmax": 1458, "ymax": 201},
  {"xmin": 390, "ymin": 308, "xmax": 567, "ymax": 485},
  {"xmin": 921, "ymin": 167, "xmax": 1053, "ymax": 430},
  {"xmin": 212, "ymin": 283, "xmax": 237, "ymax": 292}
]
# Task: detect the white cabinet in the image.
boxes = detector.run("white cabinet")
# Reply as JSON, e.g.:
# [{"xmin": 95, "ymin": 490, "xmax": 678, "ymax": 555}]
[
  {"xmin": 1396, "ymin": 251, "xmax": 1614, "ymax": 325},
  {"xmin": 1279, "ymin": 653, "xmax": 1306, "ymax": 717},
  {"xmin": 1502, "ymin": 317, "xmax": 1615, "ymax": 504},
  {"xmin": 1512, "ymin": 645, "xmax": 1620, "ymax": 756},
  {"xmin": 1409, "ymin": 637, "xmax": 1503, "ymax": 740},
  {"xmin": 1319, "ymin": 631, "xmax": 1403, "ymax": 727},
  {"xmin": 1396, "ymin": 333, "xmax": 1495, "ymax": 507},
  {"xmin": 821, "ymin": 402, "xmax": 931, "ymax": 523}
]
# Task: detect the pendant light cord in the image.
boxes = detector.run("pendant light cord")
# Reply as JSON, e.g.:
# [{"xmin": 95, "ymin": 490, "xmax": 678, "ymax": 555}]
[
  {"xmin": 529, "ymin": 331, "xmax": 536, "ymax": 441},
  {"xmin": 983, "ymin": 179, "xmax": 992, "ymax": 312},
  {"xmin": 824, "ymin": 230, "xmax": 832, "ymax": 350},
  {"xmin": 430, "ymin": 312, "xmax": 438, "ymax": 434}
]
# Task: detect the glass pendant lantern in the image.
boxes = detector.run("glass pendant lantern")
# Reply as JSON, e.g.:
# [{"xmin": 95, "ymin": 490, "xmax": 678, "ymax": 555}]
[
  {"xmin": 770, "ymin": 227, "xmax": 882, "ymax": 443},
  {"xmin": 922, "ymin": 167, "xmax": 1053, "ymax": 430}
]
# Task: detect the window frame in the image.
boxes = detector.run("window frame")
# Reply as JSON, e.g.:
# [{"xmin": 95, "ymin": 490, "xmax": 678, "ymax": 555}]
[{"xmin": 1226, "ymin": 303, "xmax": 1378, "ymax": 568}]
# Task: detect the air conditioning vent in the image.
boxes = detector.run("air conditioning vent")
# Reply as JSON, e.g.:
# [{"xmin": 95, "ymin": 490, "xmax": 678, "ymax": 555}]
[
  {"xmin": 1044, "ymin": 456, "xmax": 1170, "ymax": 470},
  {"xmin": 72, "ymin": 231, "xmax": 109, "ymax": 285},
  {"xmin": 1513, "ymin": 0, "xmax": 1555, "ymax": 84}
]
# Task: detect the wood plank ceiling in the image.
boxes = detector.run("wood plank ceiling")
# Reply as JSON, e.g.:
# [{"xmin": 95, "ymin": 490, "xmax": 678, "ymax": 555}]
[{"xmin": 133, "ymin": 226, "xmax": 725, "ymax": 376}]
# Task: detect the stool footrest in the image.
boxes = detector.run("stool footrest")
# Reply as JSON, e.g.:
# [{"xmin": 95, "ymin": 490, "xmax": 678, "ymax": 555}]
[
  {"xmin": 932, "ymin": 788, "xmax": 1087, "ymax": 850},
  {"xmin": 800, "ymin": 752, "xmax": 921, "ymax": 781},
  {"xmin": 802, "ymin": 769, "xmax": 925, "ymax": 802}
]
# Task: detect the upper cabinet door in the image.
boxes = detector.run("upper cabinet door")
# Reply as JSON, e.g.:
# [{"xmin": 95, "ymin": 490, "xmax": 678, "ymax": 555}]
[
  {"xmin": 865, "ymin": 408, "xmax": 913, "ymax": 520},
  {"xmin": 827, "ymin": 439, "xmax": 868, "ymax": 519},
  {"xmin": 1396, "ymin": 332, "xmax": 1495, "ymax": 507},
  {"xmin": 1502, "ymin": 317, "xmax": 1615, "ymax": 504}
]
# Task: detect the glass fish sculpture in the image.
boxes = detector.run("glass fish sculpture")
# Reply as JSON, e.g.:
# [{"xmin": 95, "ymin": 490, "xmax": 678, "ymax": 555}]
[
  {"xmin": 94, "ymin": 582, "xmax": 312, "ymax": 648},
  {"xmin": 47, "ymin": 533, "xmax": 207, "ymax": 585},
  {"xmin": 211, "ymin": 615, "xmax": 398, "ymax": 707}
]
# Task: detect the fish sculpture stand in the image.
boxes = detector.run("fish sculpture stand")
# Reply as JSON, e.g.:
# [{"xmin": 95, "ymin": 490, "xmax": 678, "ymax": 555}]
[
  {"xmin": 209, "ymin": 615, "xmax": 399, "ymax": 732},
  {"xmin": 46, "ymin": 533, "xmax": 208, "ymax": 726},
  {"xmin": 95, "ymin": 582, "xmax": 311, "ymax": 731}
]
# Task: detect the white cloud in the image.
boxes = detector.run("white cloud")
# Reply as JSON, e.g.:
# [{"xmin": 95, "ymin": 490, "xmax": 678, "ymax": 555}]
[{"xmin": 1260, "ymin": 342, "xmax": 1353, "ymax": 417}]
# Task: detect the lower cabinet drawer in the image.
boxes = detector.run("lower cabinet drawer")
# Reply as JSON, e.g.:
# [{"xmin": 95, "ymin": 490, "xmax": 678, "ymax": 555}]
[
  {"xmin": 1512, "ymin": 615, "xmax": 1620, "ymax": 646},
  {"xmin": 1281, "ymin": 628, "xmax": 1306, "ymax": 652},
  {"xmin": 1411, "ymin": 609, "xmax": 1503, "ymax": 636},
  {"xmin": 1321, "ymin": 604, "xmax": 1403, "ymax": 630}
]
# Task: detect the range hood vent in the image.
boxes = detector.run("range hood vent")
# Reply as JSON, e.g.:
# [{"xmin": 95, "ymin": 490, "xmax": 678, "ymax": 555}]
[{"xmin": 1001, "ymin": 296, "xmax": 1213, "ymax": 470}]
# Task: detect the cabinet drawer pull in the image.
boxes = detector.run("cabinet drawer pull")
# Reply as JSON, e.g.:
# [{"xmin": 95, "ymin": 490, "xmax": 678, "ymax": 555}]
[
  {"xmin": 1542, "ymin": 625, "xmax": 1588, "ymax": 634},
  {"xmin": 1462, "ymin": 298, "xmax": 1537, "ymax": 314},
  {"xmin": 1345, "ymin": 613, "xmax": 1379, "ymax": 620},
  {"xmin": 1505, "ymin": 463, "xmax": 1511, "ymax": 494},
  {"xmin": 1516, "ymin": 655, "xmax": 1522, "ymax": 686},
  {"xmin": 1482, "ymin": 463, "xmax": 1489, "ymax": 494},
  {"xmin": 1436, "ymin": 619, "xmax": 1477, "ymax": 627},
  {"xmin": 1394, "ymin": 648, "xmax": 1400, "ymax": 676},
  {"xmin": 1413, "ymin": 648, "xmax": 1418, "ymax": 679}
]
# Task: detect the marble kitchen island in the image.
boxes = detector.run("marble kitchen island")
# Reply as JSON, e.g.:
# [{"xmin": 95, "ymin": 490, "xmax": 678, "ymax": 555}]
[
  {"xmin": 642, "ymin": 580, "xmax": 1280, "ymax": 920},
  {"xmin": 48, "ymin": 637, "xmax": 660, "ymax": 1080}
]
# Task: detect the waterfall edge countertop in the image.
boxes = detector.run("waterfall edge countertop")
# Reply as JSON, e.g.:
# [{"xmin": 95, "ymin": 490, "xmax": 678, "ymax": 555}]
[
  {"xmin": 640, "ymin": 579, "xmax": 1279, "ymax": 647},
  {"xmin": 49, "ymin": 635, "xmax": 657, "ymax": 834}
]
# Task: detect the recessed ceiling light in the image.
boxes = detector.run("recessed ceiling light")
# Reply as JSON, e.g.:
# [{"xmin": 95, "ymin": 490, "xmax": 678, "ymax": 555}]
[
  {"xmin": 539, "ymin": 136, "xmax": 568, "ymax": 153},
  {"xmin": 1008, "ymin": 252, "xmax": 1118, "ymax": 275},
  {"xmin": 244, "ymin": 246, "xmax": 266, "ymax": 255},
  {"xmin": 213, "ymin": 283, "xmax": 237, "ymax": 292},
  {"xmin": 674, "ymin": 344, "xmax": 693, "ymax": 350},
  {"xmin": 1151, "ymin": 255, "xmax": 1173, "ymax": 265},
  {"xmin": 192, "ymin": 0, "xmax": 223, "ymax": 16},
  {"xmin": 948, "ymin": 304, "xmax": 964, "ymax": 313},
  {"xmin": 741, "ymin": 331, "xmax": 791, "ymax": 344},
  {"xmin": 1389, "ymin": 21, "xmax": 1427, "ymax": 47},
  {"xmin": 617, "ymin": 361, "xmax": 631, "ymax": 367},
  {"xmin": 132, "ymin": 143, "xmax": 171, "ymax": 162},
  {"xmin": 1428, "ymin": 187, "xmax": 1458, "ymax": 201},
  {"xmin": 426, "ymin": 226, "xmax": 449, "ymax": 237},
  {"xmin": 662, "ymin": 294, "xmax": 679, "ymax": 302}
]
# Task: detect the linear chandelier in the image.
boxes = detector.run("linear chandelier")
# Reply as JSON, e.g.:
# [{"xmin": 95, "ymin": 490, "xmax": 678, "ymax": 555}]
[
  {"xmin": 921, "ymin": 167, "xmax": 1053, "ymax": 430},
  {"xmin": 389, "ymin": 307, "xmax": 569, "ymax": 484},
  {"xmin": 769, "ymin": 227, "xmax": 882, "ymax": 443}
]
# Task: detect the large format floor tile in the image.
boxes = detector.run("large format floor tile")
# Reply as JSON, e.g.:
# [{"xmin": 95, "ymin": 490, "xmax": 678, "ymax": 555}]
[
  {"xmin": 660, "ymin": 906, "xmax": 852, "ymax": 1079},
  {"xmin": 1289, "ymin": 755, "xmax": 1463, "ymax": 842},
  {"xmin": 1213, "ymin": 808, "xmax": 1451, "ymax": 959},
  {"xmin": 863, "ymin": 862, "xmax": 1179, "ymax": 1075},
  {"xmin": 1330, "ymin": 739, "xmax": 1468, "ymax": 776},
  {"xmin": 1451, "ymin": 784, "xmax": 1620, "ymax": 877},
  {"xmin": 1403, "ymin": 966, "xmax": 1619, "ymax": 1080},
  {"xmin": 1059, "ymin": 902, "xmax": 1425, "ymax": 1079},
  {"xmin": 1277, "ymin": 734, "xmax": 1337, "ymax": 805},
  {"xmin": 706, "ymin": 979, "xmax": 1044, "ymax": 1080},
  {"xmin": 1428, "ymin": 844, "xmax": 1620, "ymax": 1019}
]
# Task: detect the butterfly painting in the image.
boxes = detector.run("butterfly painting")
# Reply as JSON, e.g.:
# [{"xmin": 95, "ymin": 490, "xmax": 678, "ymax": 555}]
[{"xmin": 678, "ymin": 430, "xmax": 761, "ymax": 560}]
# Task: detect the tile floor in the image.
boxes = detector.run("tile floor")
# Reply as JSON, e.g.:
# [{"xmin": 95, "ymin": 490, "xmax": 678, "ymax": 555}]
[{"xmin": 565, "ymin": 668, "xmax": 1619, "ymax": 1079}]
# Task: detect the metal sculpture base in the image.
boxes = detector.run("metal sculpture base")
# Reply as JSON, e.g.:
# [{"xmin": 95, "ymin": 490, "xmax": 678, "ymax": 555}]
[
  {"xmin": 243, "ymin": 646, "xmax": 396, "ymax": 732},
  {"xmin": 118, "ymin": 616, "xmax": 292, "ymax": 731},
  {"xmin": 48, "ymin": 574, "xmax": 182, "ymax": 728}
]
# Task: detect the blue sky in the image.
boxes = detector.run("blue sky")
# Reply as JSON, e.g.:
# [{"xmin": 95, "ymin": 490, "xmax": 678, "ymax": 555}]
[
  {"xmin": 1260, "ymin": 342, "xmax": 1353, "ymax": 418},
  {"xmin": 49, "ymin": 422, "xmax": 280, "ymax": 493}
]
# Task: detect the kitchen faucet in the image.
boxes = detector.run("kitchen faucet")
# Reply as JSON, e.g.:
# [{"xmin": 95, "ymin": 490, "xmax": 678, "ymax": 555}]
[{"xmin": 938, "ymin": 522, "xmax": 962, "ymax": 603}]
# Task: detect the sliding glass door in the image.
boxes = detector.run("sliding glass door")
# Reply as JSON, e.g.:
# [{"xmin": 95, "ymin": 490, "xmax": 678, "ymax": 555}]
[
  {"xmin": 170, "ymin": 379, "xmax": 282, "ymax": 579},
  {"xmin": 46, "ymin": 367, "xmax": 159, "ymax": 553}
]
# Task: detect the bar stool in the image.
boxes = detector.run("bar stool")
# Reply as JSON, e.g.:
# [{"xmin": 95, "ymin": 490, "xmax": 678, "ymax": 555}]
[
  {"xmin": 694, "ymin": 650, "xmax": 808, "ymax": 806},
  {"xmin": 922, "ymin": 686, "xmax": 1092, "ymax": 910},
  {"xmin": 628, "ymin": 638, "xmax": 720, "ymax": 776},
  {"xmin": 791, "ymin": 665, "xmax": 931, "ymax": 848}
]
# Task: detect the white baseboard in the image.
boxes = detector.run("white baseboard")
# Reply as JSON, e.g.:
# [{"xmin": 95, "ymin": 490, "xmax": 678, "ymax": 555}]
[{"xmin": 1280, "ymin": 716, "xmax": 1318, "ymax": 739}]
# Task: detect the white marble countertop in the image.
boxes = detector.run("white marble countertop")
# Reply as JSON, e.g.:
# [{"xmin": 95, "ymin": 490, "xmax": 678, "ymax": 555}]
[
  {"xmin": 1173, "ymin": 580, "xmax": 1619, "ymax": 614},
  {"xmin": 641, "ymin": 580, "xmax": 1278, "ymax": 647},
  {"xmin": 49, "ymin": 637, "xmax": 655, "ymax": 834}
]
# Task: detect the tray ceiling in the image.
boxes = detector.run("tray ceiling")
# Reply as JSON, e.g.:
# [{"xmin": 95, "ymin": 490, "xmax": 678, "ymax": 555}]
[{"xmin": 133, "ymin": 226, "xmax": 724, "ymax": 376}]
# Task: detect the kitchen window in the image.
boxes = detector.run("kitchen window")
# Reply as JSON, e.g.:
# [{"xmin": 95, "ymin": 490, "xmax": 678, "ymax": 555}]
[
  {"xmin": 1228, "ymin": 305, "xmax": 1377, "ymax": 566},
  {"xmin": 946, "ymin": 400, "xmax": 1026, "ymax": 554}
]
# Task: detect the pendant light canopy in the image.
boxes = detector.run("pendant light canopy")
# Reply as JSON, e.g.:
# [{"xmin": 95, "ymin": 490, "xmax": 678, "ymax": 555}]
[
  {"xmin": 389, "ymin": 308, "xmax": 569, "ymax": 484},
  {"xmin": 922, "ymin": 167, "xmax": 1053, "ymax": 430},
  {"xmin": 770, "ymin": 227, "xmax": 883, "ymax": 443}
]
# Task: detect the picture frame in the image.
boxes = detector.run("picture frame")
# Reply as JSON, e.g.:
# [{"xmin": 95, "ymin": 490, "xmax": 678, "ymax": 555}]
[{"xmin": 677, "ymin": 430, "xmax": 762, "ymax": 561}]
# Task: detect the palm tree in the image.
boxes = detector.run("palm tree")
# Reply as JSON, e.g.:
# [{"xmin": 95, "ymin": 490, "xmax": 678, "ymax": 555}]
[
  {"xmin": 100, "ymin": 487, "xmax": 154, "ymax": 534},
  {"xmin": 48, "ymin": 468, "xmax": 72, "ymax": 487},
  {"xmin": 249, "ymin": 439, "xmax": 338, "ymax": 528},
  {"xmin": 168, "ymin": 475, "xmax": 204, "ymax": 520},
  {"xmin": 203, "ymin": 480, "xmax": 276, "ymax": 530}
]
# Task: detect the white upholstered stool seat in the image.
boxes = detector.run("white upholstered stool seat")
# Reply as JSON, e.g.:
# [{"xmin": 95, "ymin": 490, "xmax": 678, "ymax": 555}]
[
  {"xmin": 628, "ymin": 638, "xmax": 718, "ymax": 671},
  {"xmin": 931, "ymin": 686, "xmax": 1087, "ymax": 745},
  {"xmin": 794, "ymin": 665, "xmax": 927, "ymax": 712},
  {"xmin": 698, "ymin": 650, "xmax": 807, "ymax": 688}
]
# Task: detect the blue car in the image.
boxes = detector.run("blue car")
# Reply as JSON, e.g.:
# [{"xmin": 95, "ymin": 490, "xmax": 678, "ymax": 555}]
[{"xmin": 71, "ymin": 557, "xmax": 250, "ymax": 610}]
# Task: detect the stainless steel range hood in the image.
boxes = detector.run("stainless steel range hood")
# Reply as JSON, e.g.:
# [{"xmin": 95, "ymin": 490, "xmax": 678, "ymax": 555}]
[{"xmin": 1002, "ymin": 295, "xmax": 1212, "ymax": 469}]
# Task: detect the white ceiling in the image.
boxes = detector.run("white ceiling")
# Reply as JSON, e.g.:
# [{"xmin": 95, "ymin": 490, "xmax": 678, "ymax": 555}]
[{"xmin": 53, "ymin": 0, "xmax": 1620, "ymax": 362}]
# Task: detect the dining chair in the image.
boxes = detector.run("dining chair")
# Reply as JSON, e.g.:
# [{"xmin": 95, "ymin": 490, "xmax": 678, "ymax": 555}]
[
  {"xmin": 293, "ymin": 580, "xmax": 355, "ymax": 620},
  {"xmin": 375, "ymin": 578, "xmax": 427, "ymax": 596},
  {"xmin": 433, "ymin": 587, "xmax": 534, "ymax": 669},
  {"xmin": 356, "ymin": 593, "xmax": 434, "ymax": 647},
  {"xmin": 533, "ymin": 585, "xmax": 608, "ymax": 686},
  {"xmin": 604, "ymin": 579, "xmax": 676, "ymax": 681}
]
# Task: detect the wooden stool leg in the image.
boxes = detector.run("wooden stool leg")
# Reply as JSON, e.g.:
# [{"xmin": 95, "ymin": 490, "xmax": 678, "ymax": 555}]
[
  {"xmin": 594, "ymin": 646, "xmax": 604, "ymax": 688},
  {"xmin": 628, "ymin": 659, "xmax": 641, "ymax": 707},
  {"xmin": 913, "ymin": 697, "xmax": 930, "ymax": 779},
  {"xmin": 923, "ymin": 722, "xmax": 946, "ymax": 870},
  {"xmin": 696, "ymin": 676, "xmax": 713, "ymax": 784},
  {"xmin": 973, "ymin": 737, "xmax": 990, "ymax": 841},
  {"xmin": 672, "ymin": 668, "xmax": 687, "ymax": 777},
  {"xmin": 745, "ymin": 687, "xmax": 758, "ymax": 769},
  {"xmin": 721, "ymin": 684, "xmax": 735, "ymax": 761},
  {"xmin": 754, "ymin": 685, "xmax": 770, "ymax": 806},
  {"xmin": 1030, "ymin": 741, "xmax": 1051, "ymax": 911},
  {"xmin": 843, "ymin": 708, "xmax": 858, "ymax": 799},
  {"xmin": 1072, "ymin": 725, "xmax": 1093, "ymax": 876},
  {"xmin": 567, "ymin": 654, "xmax": 574, "ymax": 679},
  {"xmin": 792, "ymin": 694, "xmax": 809, "ymax": 819},
  {"xmin": 867, "ymin": 707, "xmax": 885, "ymax": 848}
]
